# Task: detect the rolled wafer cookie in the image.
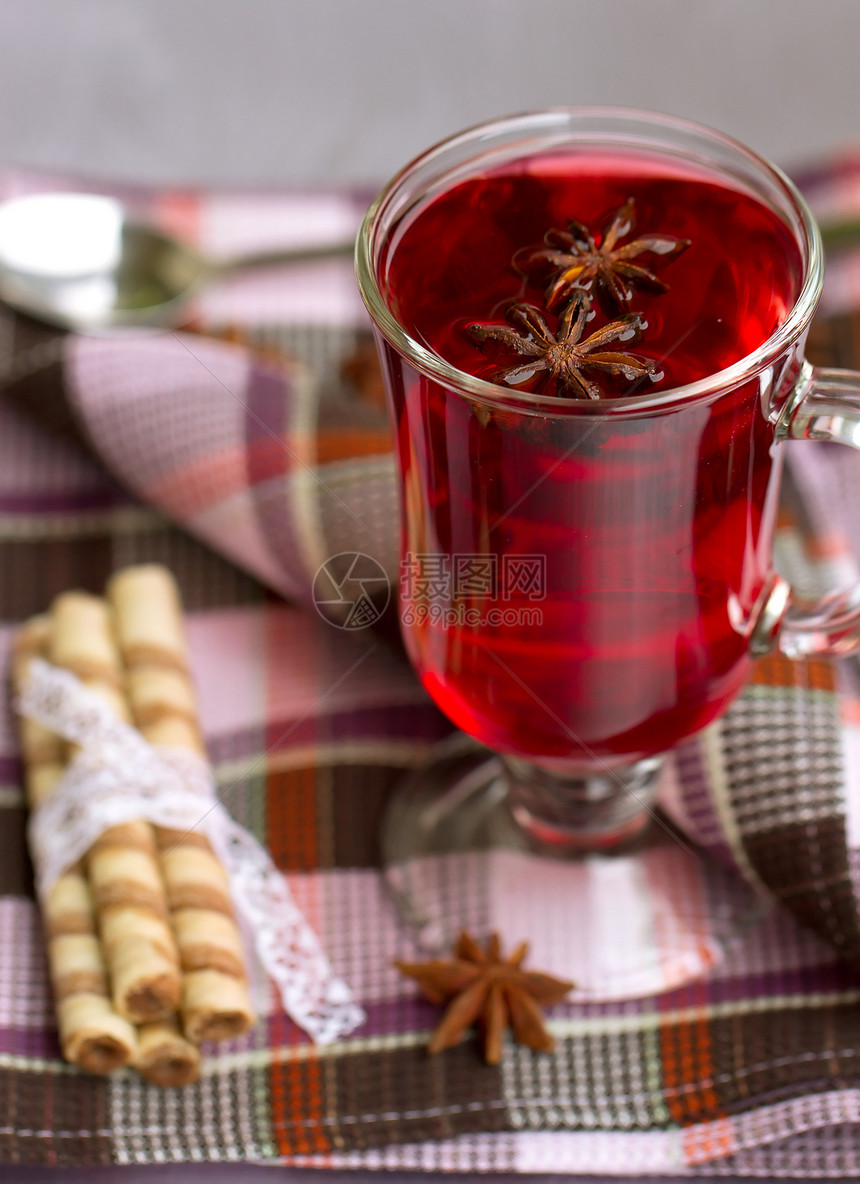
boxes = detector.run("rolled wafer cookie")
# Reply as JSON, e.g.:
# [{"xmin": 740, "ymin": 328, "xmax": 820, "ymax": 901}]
[
  {"xmin": 57, "ymin": 994, "xmax": 139, "ymax": 1076},
  {"xmin": 182, "ymin": 969, "xmax": 256, "ymax": 1043},
  {"xmin": 11, "ymin": 618, "xmax": 137, "ymax": 1075},
  {"xmin": 49, "ymin": 592, "xmax": 182, "ymax": 1025},
  {"xmin": 170, "ymin": 908, "xmax": 246, "ymax": 979},
  {"xmin": 108, "ymin": 565, "xmax": 255, "ymax": 1043},
  {"xmin": 43, "ymin": 866, "xmax": 95, "ymax": 939},
  {"xmin": 135, "ymin": 1017, "xmax": 201, "ymax": 1087}
]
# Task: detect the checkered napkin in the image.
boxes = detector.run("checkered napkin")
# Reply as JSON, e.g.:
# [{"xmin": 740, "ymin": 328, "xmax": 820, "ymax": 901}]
[{"xmin": 4, "ymin": 166, "xmax": 860, "ymax": 1174}]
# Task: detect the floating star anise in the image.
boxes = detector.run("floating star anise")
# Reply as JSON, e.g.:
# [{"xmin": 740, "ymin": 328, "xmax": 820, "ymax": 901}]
[
  {"xmin": 396, "ymin": 931, "xmax": 573, "ymax": 1064},
  {"xmin": 526, "ymin": 197, "xmax": 690, "ymax": 314},
  {"xmin": 467, "ymin": 293, "xmax": 658, "ymax": 399}
]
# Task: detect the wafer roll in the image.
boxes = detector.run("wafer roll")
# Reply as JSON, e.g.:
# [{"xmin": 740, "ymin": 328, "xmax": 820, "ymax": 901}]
[
  {"xmin": 135, "ymin": 1017, "xmax": 201, "ymax": 1087},
  {"xmin": 108, "ymin": 565, "xmax": 192, "ymax": 672},
  {"xmin": 108, "ymin": 565, "xmax": 255, "ymax": 1043},
  {"xmin": 49, "ymin": 933, "xmax": 108, "ymax": 998},
  {"xmin": 182, "ymin": 969, "xmax": 256, "ymax": 1043},
  {"xmin": 11, "ymin": 619, "xmax": 138, "ymax": 1074},
  {"xmin": 44, "ymin": 865, "xmax": 95, "ymax": 938},
  {"xmin": 49, "ymin": 592, "xmax": 181, "ymax": 1024},
  {"xmin": 170, "ymin": 908, "xmax": 246, "ymax": 979},
  {"xmin": 158, "ymin": 845, "xmax": 234, "ymax": 916},
  {"xmin": 57, "ymin": 994, "xmax": 138, "ymax": 1075}
]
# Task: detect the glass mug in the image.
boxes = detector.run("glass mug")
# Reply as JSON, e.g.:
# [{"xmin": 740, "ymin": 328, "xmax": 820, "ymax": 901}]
[{"xmin": 355, "ymin": 108, "xmax": 860, "ymax": 856}]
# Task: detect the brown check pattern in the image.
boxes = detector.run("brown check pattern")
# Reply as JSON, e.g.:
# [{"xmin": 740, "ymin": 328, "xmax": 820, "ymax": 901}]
[{"xmin": 2, "ymin": 172, "xmax": 860, "ymax": 1174}]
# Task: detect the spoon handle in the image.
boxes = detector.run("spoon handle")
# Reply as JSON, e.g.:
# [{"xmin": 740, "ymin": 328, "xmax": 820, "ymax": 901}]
[
  {"xmin": 209, "ymin": 237, "xmax": 356, "ymax": 276},
  {"xmin": 209, "ymin": 221, "xmax": 860, "ymax": 276}
]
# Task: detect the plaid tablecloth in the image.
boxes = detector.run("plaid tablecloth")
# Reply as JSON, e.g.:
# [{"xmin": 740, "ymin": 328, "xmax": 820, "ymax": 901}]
[{"xmin": 4, "ymin": 162, "xmax": 860, "ymax": 1174}]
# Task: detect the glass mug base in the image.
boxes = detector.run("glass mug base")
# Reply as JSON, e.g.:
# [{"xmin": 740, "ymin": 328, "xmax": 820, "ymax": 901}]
[{"xmin": 382, "ymin": 735, "xmax": 766, "ymax": 1000}]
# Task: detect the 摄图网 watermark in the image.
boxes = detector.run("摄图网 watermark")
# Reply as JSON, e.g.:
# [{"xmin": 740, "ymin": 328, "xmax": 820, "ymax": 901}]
[
  {"xmin": 312, "ymin": 551, "xmax": 546, "ymax": 631},
  {"xmin": 400, "ymin": 551, "xmax": 545, "ymax": 629}
]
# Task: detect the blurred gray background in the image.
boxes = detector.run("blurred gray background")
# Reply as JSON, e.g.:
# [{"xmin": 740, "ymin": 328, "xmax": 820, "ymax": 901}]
[{"xmin": 1, "ymin": 0, "xmax": 859, "ymax": 187}]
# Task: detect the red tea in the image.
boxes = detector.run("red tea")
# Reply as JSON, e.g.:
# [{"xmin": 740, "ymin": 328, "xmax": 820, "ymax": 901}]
[
  {"xmin": 383, "ymin": 150, "xmax": 801, "ymax": 396},
  {"xmin": 378, "ymin": 151, "xmax": 804, "ymax": 764}
]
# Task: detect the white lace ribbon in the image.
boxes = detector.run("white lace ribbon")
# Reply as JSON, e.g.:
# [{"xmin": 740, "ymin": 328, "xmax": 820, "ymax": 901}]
[{"xmin": 17, "ymin": 658, "xmax": 366, "ymax": 1045}]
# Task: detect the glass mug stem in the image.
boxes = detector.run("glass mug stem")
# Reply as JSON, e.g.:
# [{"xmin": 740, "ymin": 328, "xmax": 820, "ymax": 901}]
[
  {"xmin": 752, "ymin": 362, "xmax": 860, "ymax": 659},
  {"xmin": 503, "ymin": 754, "xmax": 664, "ymax": 851}
]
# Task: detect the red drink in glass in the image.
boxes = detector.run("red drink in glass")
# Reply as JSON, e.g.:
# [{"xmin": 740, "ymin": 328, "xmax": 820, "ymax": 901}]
[{"xmin": 375, "ymin": 152, "xmax": 803, "ymax": 766}]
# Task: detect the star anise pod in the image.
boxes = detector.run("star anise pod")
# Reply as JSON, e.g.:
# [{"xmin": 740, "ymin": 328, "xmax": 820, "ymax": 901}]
[
  {"xmin": 396, "ymin": 931, "xmax": 573, "ymax": 1064},
  {"xmin": 467, "ymin": 293, "xmax": 658, "ymax": 400},
  {"xmin": 526, "ymin": 197, "xmax": 690, "ymax": 314}
]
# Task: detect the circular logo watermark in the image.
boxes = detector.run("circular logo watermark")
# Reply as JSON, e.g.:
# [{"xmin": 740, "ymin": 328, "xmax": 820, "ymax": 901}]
[{"xmin": 312, "ymin": 552, "xmax": 391, "ymax": 630}]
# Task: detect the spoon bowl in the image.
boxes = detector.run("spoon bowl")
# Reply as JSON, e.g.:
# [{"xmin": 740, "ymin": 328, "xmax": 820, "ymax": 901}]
[{"xmin": 0, "ymin": 192, "xmax": 355, "ymax": 331}]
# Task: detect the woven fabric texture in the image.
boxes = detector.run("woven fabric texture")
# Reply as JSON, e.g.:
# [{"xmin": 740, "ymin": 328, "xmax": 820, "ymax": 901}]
[{"xmin": 2, "ymin": 165, "xmax": 860, "ymax": 1173}]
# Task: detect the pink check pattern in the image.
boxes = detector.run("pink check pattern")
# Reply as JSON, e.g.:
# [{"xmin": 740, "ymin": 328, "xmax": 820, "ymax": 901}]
[{"xmin": 2, "ymin": 162, "xmax": 860, "ymax": 1173}]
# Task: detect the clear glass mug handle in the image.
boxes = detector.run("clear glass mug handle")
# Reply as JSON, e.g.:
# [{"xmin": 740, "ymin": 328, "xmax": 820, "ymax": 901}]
[{"xmin": 753, "ymin": 362, "xmax": 860, "ymax": 658}]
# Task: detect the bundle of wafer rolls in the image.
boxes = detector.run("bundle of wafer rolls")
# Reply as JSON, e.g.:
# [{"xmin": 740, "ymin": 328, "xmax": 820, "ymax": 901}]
[{"xmin": 11, "ymin": 564, "xmax": 256, "ymax": 1085}]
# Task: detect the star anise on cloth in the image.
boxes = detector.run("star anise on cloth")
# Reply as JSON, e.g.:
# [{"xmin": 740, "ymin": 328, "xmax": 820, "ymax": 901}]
[
  {"xmin": 525, "ymin": 197, "xmax": 690, "ymax": 314},
  {"xmin": 396, "ymin": 931, "xmax": 574, "ymax": 1065},
  {"xmin": 467, "ymin": 293, "xmax": 658, "ymax": 400}
]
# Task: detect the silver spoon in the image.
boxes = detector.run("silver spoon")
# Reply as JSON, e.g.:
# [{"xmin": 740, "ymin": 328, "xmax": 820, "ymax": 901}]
[{"xmin": 0, "ymin": 192, "xmax": 356, "ymax": 332}]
